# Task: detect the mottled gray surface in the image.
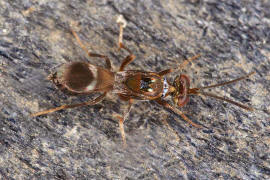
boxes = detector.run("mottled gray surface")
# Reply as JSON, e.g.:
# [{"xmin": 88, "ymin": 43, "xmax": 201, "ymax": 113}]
[{"xmin": 0, "ymin": 0, "xmax": 270, "ymax": 179}]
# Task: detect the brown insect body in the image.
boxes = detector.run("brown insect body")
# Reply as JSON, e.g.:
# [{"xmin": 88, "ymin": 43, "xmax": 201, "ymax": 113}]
[
  {"xmin": 51, "ymin": 62, "xmax": 167, "ymax": 100},
  {"xmin": 32, "ymin": 16, "xmax": 254, "ymax": 146}
]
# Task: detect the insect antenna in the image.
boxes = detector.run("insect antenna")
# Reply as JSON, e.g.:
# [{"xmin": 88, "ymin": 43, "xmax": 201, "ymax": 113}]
[
  {"xmin": 198, "ymin": 91, "xmax": 253, "ymax": 111},
  {"xmin": 195, "ymin": 72, "xmax": 255, "ymax": 90},
  {"xmin": 188, "ymin": 72, "xmax": 255, "ymax": 111}
]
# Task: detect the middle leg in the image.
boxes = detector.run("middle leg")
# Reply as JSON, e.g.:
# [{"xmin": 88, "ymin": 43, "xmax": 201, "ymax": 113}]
[
  {"xmin": 114, "ymin": 96, "xmax": 134, "ymax": 147},
  {"xmin": 116, "ymin": 15, "xmax": 136, "ymax": 71}
]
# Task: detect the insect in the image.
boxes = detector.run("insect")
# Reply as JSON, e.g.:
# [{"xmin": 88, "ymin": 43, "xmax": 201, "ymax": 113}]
[{"xmin": 32, "ymin": 15, "xmax": 254, "ymax": 146}]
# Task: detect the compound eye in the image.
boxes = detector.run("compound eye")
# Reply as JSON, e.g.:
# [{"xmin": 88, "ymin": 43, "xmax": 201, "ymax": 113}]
[
  {"xmin": 172, "ymin": 74, "xmax": 191, "ymax": 107},
  {"xmin": 177, "ymin": 94, "xmax": 189, "ymax": 107}
]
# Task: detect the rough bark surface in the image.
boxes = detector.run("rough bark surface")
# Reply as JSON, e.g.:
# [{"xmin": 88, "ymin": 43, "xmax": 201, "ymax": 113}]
[{"xmin": 0, "ymin": 0, "xmax": 269, "ymax": 179}]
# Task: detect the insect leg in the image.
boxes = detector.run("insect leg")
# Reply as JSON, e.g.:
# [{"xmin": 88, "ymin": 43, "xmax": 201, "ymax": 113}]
[
  {"xmin": 158, "ymin": 54, "xmax": 201, "ymax": 76},
  {"xmin": 173, "ymin": 54, "xmax": 201, "ymax": 72},
  {"xmin": 116, "ymin": 15, "xmax": 136, "ymax": 71},
  {"xmin": 155, "ymin": 98, "xmax": 202, "ymax": 128},
  {"xmin": 119, "ymin": 54, "xmax": 136, "ymax": 71},
  {"xmin": 114, "ymin": 97, "xmax": 134, "ymax": 147},
  {"xmin": 31, "ymin": 93, "xmax": 107, "ymax": 117},
  {"xmin": 70, "ymin": 29, "xmax": 112, "ymax": 70},
  {"xmin": 116, "ymin": 15, "xmax": 127, "ymax": 51},
  {"xmin": 158, "ymin": 69, "xmax": 173, "ymax": 76}
]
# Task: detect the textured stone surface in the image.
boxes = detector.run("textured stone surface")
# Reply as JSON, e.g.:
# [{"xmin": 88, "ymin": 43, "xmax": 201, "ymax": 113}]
[{"xmin": 0, "ymin": 0, "xmax": 269, "ymax": 179}]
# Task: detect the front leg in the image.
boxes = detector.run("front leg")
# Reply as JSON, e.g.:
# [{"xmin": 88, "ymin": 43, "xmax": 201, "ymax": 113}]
[
  {"xmin": 155, "ymin": 98, "xmax": 202, "ymax": 128},
  {"xmin": 158, "ymin": 69, "xmax": 173, "ymax": 76}
]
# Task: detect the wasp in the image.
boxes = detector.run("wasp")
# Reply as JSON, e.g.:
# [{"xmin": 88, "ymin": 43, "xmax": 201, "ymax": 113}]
[{"xmin": 32, "ymin": 15, "xmax": 254, "ymax": 146}]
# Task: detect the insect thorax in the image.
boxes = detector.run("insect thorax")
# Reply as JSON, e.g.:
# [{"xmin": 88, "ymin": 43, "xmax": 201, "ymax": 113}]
[{"xmin": 113, "ymin": 70, "xmax": 164, "ymax": 100}]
